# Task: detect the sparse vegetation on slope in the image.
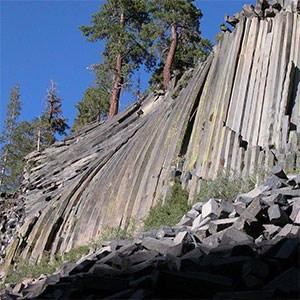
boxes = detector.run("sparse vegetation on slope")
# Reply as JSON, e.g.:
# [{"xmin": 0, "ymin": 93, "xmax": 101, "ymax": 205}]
[
  {"xmin": 196, "ymin": 168, "xmax": 270, "ymax": 201},
  {"xmin": 144, "ymin": 179, "xmax": 190, "ymax": 230}
]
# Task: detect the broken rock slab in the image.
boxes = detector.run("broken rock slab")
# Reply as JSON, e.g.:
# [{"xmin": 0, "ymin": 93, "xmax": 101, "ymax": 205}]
[
  {"xmin": 220, "ymin": 227, "xmax": 254, "ymax": 246},
  {"xmin": 201, "ymin": 198, "xmax": 220, "ymax": 219},
  {"xmin": 142, "ymin": 237, "xmax": 183, "ymax": 257},
  {"xmin": 267, "ymin": 204, "xmax": 290, "ymax": 225},
  {"xmin": 237, "ymin": 185, "xmax": 269, "ymax": 204},
  {"xmin": 263, "ymin": 224, "xmax": 281, "ymax": 239},
  {"xmin": 208, "ymin": 217, "xmax": 239, "ymax": 235}
]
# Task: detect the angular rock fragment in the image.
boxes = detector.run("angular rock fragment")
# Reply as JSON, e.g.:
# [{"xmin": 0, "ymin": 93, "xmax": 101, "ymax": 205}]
[
  {"xmin": 263, "ymin": 224, "xmax": 281, "ymax": 239},
  {"xmin": 176, "ymin": 215, "xmax": 192, "ymax": 227},
  {"xmin": 240, "ymin": 197, "xmax": 266, "ymax": 221},
  {"xmin": 219, "ymin": 199, "xmax": 234, "ymax": 217},
  {"xmin": 192, "ymin": 202, "xmax": 203, "ymax": 212},
  {"xmin": 192, "ymin": 225, "xmax": 209, "ymax": 241},
  {"xmin": 208, "ymin": 217, "xmax": 239, "ymax": 235},
  {"xmin": 220, "ymin": 228, "xmax": 254, "ymax": 245},
  {"xmin": 232, "ymin": 201, "xmax": 246, "ymax": 216},
  {"xmin": 238, "ymin": 185, "xmax": 268, "ymax": 204},
  {"xmin": 89, "ymin": 262, "xmax": 123, "ymax": 276},
  {"xmin": 185, "ymin": 208, "xmax": 199, "ymax": 219},
  {"xmin": 128, "ymin": 249, "xmax": 158, "ymax": 266},
  {"xmin": 295, "ymin": 174, "xmax": 300, "ymax": 185},
  {"xmin": 142, "ymin": 237, "xmax": 182, "ymax": 257},
  {"xmin": 69, "ymin": 259, "xmax": 96, "ymax": 275},
  {"xmin": 264, "ymin": 175, "xmax": 287, "ymax": 190},
  {"xmin": 274, "ymin": 224, "xmax": 299, "ymax": 239},
  {"xmin": 267, "ymin": 204, "xmax": 290, "ymax": 225},
  {"xmin": 294, "ymin": 209, "xmax": 300, "ymax": 225},
  {"xmin": 191, "ymin": 214, "xmax": 202, "ymax": 230},
  {"xmin": 201, "ymin": 198, "xmax": 220, "ymax": 219},
  {"xmin": 173, "ymin": 231, "xmax": 188, "ymax": 245},
  {"xmin": 156, "ymin": 226, "xmax": 174, "ymax": 239},
  {"xmin": 272, "ymin": 164, "xmax": 288, "ymax": 179}
]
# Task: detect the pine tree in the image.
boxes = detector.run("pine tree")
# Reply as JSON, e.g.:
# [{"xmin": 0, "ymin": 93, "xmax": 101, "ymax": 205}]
[
  {"xmin": 45, "ymin": 80, "xmax": 69, "ymax": 137},
  {"xmin": 31, "ymin": 80, "xmax": 69, "ymax": 152},
  {"xmin": 79, "ymin": 0, "xmax": 154, "ymax": 118},
  {"xmin": 146, "ymin": 0, "xmax": 212, "ymax": 90},
  {"xmin": 72, "ymin": 85, "xmax": 110, "ymax": 132},
  {"xmin": 0, "ymin": 84, "xmax": 22, "ymax": 191},
  {"xmin": 6, "ymin": 120, "xmax": 38, "ymax": 189},
  {"xmin": 32, "ymin": 114, "xmax": 56, "ymax": 151}
]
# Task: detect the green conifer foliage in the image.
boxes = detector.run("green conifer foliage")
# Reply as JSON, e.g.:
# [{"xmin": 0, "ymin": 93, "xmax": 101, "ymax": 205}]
[
  {"xmin": 0, "ymin": 81, "xmax": 69, "ymax": 192},
  {"xmin": 0, "ymin": 84, "xmax": 22, "ymax": 191},
  {"xmin": 45, "ymin": 80, "xmax": 69, "ymax": 137},
  {"xmin": 72, "ymin": 86, "xmax": 110, "ymax": 132},
  {"xmin": 31, "ymin": 115, "xmax": 56, "ymax": 151},
  {"xmin": 145, "ymin": 0, "xmax": 212, "ymax": 90},
  {"xmin": 79, "ymin": 0, "xmax": 154, "ymax": 118}
]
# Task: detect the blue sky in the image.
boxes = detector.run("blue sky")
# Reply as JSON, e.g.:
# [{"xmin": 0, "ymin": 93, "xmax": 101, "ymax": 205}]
[{"xmin": 0, "ymin": 0, "xmax": 256, "ymax": 134}]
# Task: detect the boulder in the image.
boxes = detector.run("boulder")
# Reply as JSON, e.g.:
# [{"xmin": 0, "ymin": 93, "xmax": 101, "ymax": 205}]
[
  {"xmin": 201, "ymin": 198, "xmax": 220, "ymax": 219},
  {"xmin": 267, "ymin": 204, "xmax": 290, "ymax": 225}
]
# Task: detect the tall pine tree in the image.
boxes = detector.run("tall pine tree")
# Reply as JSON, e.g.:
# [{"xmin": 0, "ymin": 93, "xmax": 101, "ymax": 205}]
[
  {"xmin": 30, "ymin": 80, "xmax": 69, "ymax": 152},
  {"xmin": 79, "ymin": 0, "xmax": 154, "ymax": 118},
  {"xmin": 0, "ymin": 84, "xmax": 22, "ymax": 191},
  {"xmin": 146, "ymin": 0, "xmax": 211, "ymax": 90},
  {"xmin": 0, "ymin": 81, "xmax": 69, "ymax": 192}
]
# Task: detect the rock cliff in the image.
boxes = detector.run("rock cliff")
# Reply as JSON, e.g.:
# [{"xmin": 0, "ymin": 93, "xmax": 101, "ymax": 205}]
[{"xmin": 1, "ymin": 0, "xmax": 300, "ymax": 271}]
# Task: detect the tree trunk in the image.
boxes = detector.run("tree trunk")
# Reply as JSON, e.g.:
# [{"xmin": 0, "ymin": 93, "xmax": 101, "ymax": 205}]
[
  {"xmin": 48, "ymin": 80, "xmax": 55, "ymax": 122},
  {"xmin": 108, "ymin": 53, "xmax": 123, "ymax": 118},
  {"xmin": 108, "ymin": 11, "xmax": 124, "ymax": 119},
  {"xmin": 96, "ymin": 112, "xmax": 101, "ymax": 123},
  {"xmin": 37, "ymin": 117, "xmax": 41, "ymax": 152},
  {"xmin": 0, "ymin": 149, "xmax": 8, "ymax": 190},
  {"xmin": 163, "ymin": 24, "xmax": 178, "ymax": 90}
]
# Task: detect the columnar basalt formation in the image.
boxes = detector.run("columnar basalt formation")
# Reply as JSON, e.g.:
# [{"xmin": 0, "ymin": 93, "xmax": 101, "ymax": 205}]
[
  {"xmin": 183, "ymin": 0, "xmax": 300, "ymax": 200},
  {"xmin": 1, "ymin": 0, "xmax": 299, "ymax": 271}
]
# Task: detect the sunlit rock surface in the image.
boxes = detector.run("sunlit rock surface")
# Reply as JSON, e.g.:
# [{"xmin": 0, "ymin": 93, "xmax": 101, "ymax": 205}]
[{"xmin": 1, "ymin": 0, "xmax": 299, "ymax": 269}]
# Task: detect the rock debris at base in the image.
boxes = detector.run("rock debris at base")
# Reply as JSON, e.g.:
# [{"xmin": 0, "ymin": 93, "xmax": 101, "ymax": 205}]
[{"xmin": 1, "ymin": 169, "xmax": 299, "ymax": 299}]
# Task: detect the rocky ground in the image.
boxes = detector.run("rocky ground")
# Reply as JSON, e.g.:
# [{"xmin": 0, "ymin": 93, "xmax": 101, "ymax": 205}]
[{"xmin": 1, "ymin": 167, "xmax": 299, "ymax": 299}]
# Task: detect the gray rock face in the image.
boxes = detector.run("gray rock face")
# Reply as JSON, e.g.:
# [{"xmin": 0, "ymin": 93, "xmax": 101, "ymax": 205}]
[
  {"xmin": 1, "ymin": 173, "xmax": 299, "ymax": 299},
  {"xmin": 0, "ymin": 193, "xmax": 24, "ymax": 265},
  {"xmin": 1, "ymin": 0, "xmax": 299, "ymax": 270}
]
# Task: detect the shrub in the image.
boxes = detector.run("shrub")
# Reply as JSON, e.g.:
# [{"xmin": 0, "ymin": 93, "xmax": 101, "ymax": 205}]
[
  {"xmin": 92, "ymin": 219, "xmax": 137, "ymax": 249},
  {"xmin": 3, "ymin": 246, "xmax": 91, "ymax": 287},
  {"xmin": 144, "ymin": 179, "xmax": 190, "ymax": 230},
  {"xmin": 63, "ymin": 245, "xmax": 90, "ymax": 263},
  {"xmin": 196, "ymin": 167, "xmax": 270, "ymax": 202},
  {"xmin": 4, "ymin": 252, "xmax": 61, "ymax": 286}
]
